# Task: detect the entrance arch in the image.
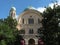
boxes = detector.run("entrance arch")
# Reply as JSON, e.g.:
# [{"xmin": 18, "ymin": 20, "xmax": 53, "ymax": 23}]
[{"xmin": 28, "ymin": 38, "xmax": 35, "ymax": 45}]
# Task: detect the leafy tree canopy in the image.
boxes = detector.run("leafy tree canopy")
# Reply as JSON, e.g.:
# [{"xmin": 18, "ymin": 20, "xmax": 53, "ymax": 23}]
[{"xmin": 42, "ymin": 4, "xmax": 60, "ymax": 45}]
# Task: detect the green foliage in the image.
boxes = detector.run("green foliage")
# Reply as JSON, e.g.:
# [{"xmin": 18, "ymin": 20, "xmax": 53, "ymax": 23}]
[
  {"xmin": 1, "ymin": 40, "xmax": 6, "ymax": 45},
  {"xmin": 4, "ymin": 16, "xmax": 17, "ymax": 29},
  {"xmin": 0, "ymin": 19, "xmax": 16, "ymax": 45},
  {"xmin": 0, "ymin": 16, "xmax": 19, "ymax": 45},
  {"xmin": 42, "ymin": 4, "xmax": 60, "ymax": 45}
]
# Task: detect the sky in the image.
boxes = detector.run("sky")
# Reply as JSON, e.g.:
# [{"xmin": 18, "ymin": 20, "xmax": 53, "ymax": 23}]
[{"xmin": 0, "ymin": 0, "xmax": 59, "ymax": 19}]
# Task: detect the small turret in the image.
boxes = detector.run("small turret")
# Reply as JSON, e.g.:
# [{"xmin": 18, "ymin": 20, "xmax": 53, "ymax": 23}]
[{"xmin": 9, "ymin": 7, "xmax": 16, "ymax": 19}]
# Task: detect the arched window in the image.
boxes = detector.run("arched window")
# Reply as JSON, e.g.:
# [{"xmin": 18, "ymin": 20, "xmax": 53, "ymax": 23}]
[
  {"xmin": 38, "ymin": 19, "xmax": 40, "ymax": 24},
  {"xmin": 22, "ymin": 19, "xmax": 24, "ymax": 24},
  {"xmin": 29, "ymin": 29, "xmax": 34, "ymax": 34},
  {"xmin": 28, "ymin": 18, "xmax": 34, "ymax": 24}
]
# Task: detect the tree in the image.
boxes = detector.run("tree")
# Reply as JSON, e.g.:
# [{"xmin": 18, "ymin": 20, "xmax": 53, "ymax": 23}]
[
  {"xmin": 3, "ymin": 16, "xmax": 24, "ymax": 45},
  {"xmin": 0, "ymin": 19, "xmax": 16, "ymax": 45},
  {"xmin": 0, "ymin": 16, "xmax": 22, "ymax": 45},
  {"xmin": 42, "ymin": 4, "xmax": 60, "ymax": 45},
  {"xmin": 4, "ymin": 16, "xmax": 17, "ymax": 29}
]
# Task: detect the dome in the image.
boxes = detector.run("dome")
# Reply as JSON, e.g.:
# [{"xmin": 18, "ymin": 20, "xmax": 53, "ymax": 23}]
[
  {"xmin": 24, "ymin": 6, "xmax": 35, "ymax": 11},
  {"xmin": 28, "ymin": 6, "xmax": 35, "ymax": 9},
  {"xmin": 11, "ymin": 7, "xmax": 16, "ymax": 11}
]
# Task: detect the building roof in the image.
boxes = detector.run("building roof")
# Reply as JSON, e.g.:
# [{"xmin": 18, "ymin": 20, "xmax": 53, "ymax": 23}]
[
  {"xmin": 18, "ymin": 8, "xmax": 43, "ymax": 20},
  {"xmin": 10, "ymin": 7, "xmax": 16, "ymax": 11}
]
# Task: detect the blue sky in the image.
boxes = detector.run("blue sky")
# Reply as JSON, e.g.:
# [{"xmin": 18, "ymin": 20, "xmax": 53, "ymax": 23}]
[{"xmin": 0, "ymin": 0, "xmax": 57, "ymax": 19}]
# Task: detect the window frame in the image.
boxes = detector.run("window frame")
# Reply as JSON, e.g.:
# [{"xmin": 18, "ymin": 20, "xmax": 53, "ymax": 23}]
[
  {"xmin": 28, "ymin": 18, "xmax": 34, "ymax": 24},
  {"xmin": 29, "ymin": 29, "xmax": 34, "ymax": 34}
]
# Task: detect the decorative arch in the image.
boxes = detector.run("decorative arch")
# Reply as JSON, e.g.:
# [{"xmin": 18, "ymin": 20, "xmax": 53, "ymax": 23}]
[
  {"xmin": 28, "ymin": 38, "xmax": 35, "ymax": 45},
  {"xmin": 18, "ymin": 9, "xmax": 43, "ymax": 20}
]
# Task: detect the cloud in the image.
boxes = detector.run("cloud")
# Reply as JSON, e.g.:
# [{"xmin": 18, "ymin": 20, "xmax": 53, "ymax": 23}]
[
  {"xmin": 49, "ymin": 3, "xmax": 54, "ymax": 9},
  {"xmin": 36, "ymin": 7, "xmax": 46, "ymax": 13},
  {"xmin": 15, "ymin": 15, "xmax": 18, "ymax": 19},
  {"xmin": 28, "ymin": 0, "xmax": 60, "ymax": 13},
  {"xmin": 48, "ymin": 0, "xmax": 60, "ymax": 9},
  {"xmin": 57, "ymin": 0, "xmax": 60, "ymax": 4},
  {"xmin": 29, "ymin": 6, "xmax": 46, "ymax": 13}
]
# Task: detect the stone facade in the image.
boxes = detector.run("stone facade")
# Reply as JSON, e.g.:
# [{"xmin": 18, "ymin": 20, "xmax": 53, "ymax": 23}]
[
  {"xmin": 17, "ymin": 9, "xmax": 43, "ymax": 45},
  {"xmin": 9, "ymin": 7, "xmax": 43, "ymax": 45}
]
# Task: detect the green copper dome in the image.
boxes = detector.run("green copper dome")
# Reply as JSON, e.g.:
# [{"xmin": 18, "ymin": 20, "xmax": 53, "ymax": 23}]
[
  {"xmin": 24, "ymin": 6, "xmax": 35, "ymax": 11},
  {"xmin": 10, "ymin": 7, "xmax": 16, "ymax": 11}
]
